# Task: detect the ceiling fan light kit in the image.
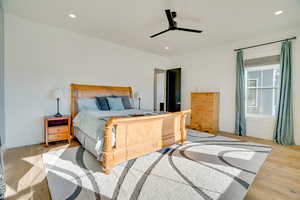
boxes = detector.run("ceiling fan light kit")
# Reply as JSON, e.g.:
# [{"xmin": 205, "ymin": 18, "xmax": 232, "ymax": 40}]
[{"xmin": 150, "ymin": 9, "xmax": 203, "ymax": 38}]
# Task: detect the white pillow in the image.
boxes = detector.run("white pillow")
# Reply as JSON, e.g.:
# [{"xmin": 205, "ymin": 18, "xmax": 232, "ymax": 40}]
[{"xmin": 77, "ymin": 98, "xmax": 98, "ymax": 111}]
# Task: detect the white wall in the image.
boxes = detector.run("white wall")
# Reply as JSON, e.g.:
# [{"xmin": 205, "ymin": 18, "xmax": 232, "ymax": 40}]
[
  {"xmin": 5, "ymin": 14, "xmax": 170, "ymax": 148},
  {"xmin": 171, "ymin": 28, "xmax": 300, "ymax": 144}
]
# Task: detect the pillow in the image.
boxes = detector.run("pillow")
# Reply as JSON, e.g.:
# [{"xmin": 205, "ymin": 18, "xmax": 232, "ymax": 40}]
[
  {"xmin": 77, "ymin": 98, "xmax": 98, "ymax": 111},
  {"xmin": 106, "ymin": 97, "xmax": 124, "ymax": 111},
  {"xmin": 121, "ymin": 96, "xmax": 134, "ymax": 109},
  {"xmin": 108, "ymin": 96, "xmax": 133, "ymax": 109},
  {"xmin": 129, "ymin": 98, "xmax": 137, "ymax": 109},
  {"xmin": 96, "ymin": 97, "xmax": 110, "ymax": 111},
  {"xmin": 119, "ymin": 96, "xmax": 133, "ymax": 109}
]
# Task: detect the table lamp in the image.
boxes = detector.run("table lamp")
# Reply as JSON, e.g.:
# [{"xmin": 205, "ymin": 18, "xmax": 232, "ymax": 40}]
[
  {"xmin": 133, "ymin": 92, "xmax": 141, "ymax": 110},
  {"xmin": 53, "ymin": 88, "xmax": 63, "ymax": 117}
]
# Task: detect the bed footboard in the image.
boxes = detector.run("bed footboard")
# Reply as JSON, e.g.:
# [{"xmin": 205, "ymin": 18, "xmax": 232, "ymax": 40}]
[{"xmin": 102, "ymin": 110, "xmax": 190, "ymax": 174}]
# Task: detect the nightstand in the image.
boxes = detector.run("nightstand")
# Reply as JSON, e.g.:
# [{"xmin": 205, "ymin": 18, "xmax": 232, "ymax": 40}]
[{"xmin": 44, "ymin": 115, "xmax": 71, "ymax": 146}]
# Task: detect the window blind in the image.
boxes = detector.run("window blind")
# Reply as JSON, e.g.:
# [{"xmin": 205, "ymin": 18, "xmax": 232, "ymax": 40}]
[{"xmin": 245, "ymin": 55, "xmax": 280, "ymax": 67}]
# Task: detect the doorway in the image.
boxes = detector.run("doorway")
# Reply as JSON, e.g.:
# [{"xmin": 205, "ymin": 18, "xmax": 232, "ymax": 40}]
[
  {"xmin": 154, "ymin": 68, "xmax": 166, "ymax": 111},
  {"xmin": 154, "ymin": 68, "xmax": 181, "ymax": 112},
  {"xmin": 166, "ymin": 68, "xmax": 181, "ymax": 112}
]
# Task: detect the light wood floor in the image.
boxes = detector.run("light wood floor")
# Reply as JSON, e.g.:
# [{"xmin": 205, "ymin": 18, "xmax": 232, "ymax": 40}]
[{"xmin": 4, "ymin": 133, "xmax": 300, "ymax": 200}]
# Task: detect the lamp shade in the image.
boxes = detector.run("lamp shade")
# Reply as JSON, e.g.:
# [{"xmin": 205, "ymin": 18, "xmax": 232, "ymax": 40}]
[
  {"xmin": 53, "ymin": 88, "xmax": 63, "ymax": 99},
  {"xmin": 133, "ymin": 92, "xmax": 140, "ymax": 99}
]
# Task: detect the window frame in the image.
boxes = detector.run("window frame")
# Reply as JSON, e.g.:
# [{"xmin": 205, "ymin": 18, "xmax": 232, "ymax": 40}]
[
  {"xmin": 245, "ymin": 64, "xmax": 280, "ymax": 117},
  {"xmin": 247, "ymin": 79, "xmax": 258, "ymax": 108}
]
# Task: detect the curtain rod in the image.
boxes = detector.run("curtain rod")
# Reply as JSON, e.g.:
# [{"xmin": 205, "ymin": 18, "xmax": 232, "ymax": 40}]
[{"xmin": 234, "ymin": 36, "xmax": 297, "ymax": 52}]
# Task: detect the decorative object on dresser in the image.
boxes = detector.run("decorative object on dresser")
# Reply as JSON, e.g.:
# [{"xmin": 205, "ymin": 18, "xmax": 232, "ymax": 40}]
[
  {"xmin": 190, "ymin": 92, "xmax": 220, "ymax": 133},
  {"xmin": 44, "ymin": 115, "xmax": 71, "ymax": 147},
  {"xmin": 53, "ymin": 88, "xmax": 64, "ymax": 117}
]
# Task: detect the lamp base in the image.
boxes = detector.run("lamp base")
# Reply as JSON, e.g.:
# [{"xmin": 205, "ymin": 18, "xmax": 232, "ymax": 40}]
[
  {"xmin": 138, "ymin": 97, "xmax": 141, "ymax": 110},
  {"xmin": 54, "ymin": 113, "xmax": 63, "ymax": 117}
]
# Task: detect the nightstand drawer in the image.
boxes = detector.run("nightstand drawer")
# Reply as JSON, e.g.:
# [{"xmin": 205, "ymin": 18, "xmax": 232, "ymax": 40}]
[
  {"xmin": 48, "ymin": 126, "xmax": 69, "ymax": 134},
  {"xmin": 48, "ymin": 133, "xmax": 69, "ymax": 141}
]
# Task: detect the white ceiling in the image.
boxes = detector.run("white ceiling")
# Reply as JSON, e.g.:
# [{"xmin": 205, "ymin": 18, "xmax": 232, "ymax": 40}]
[{"xmin": 3, "ymin": 0, "xmax": 300, "ymax": 57}]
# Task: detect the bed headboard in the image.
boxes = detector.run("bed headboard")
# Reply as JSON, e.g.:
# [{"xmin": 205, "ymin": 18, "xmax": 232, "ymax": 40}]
[{"xmin": 70, "ymin": 84, "xmax": 133, "ymax": 136}]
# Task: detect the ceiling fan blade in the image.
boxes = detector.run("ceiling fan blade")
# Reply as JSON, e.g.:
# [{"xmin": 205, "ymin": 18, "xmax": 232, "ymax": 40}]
[
  {"xmin": 165, "ymin": 9, "xmax": 175, "ymax": 28},
  {"xmin": 150, "ymin": 29, "xmax": 170, "ymax": 38},
  {"xmin": 176, "ymin": 27, "xmax": 203, "ymax": 33}
]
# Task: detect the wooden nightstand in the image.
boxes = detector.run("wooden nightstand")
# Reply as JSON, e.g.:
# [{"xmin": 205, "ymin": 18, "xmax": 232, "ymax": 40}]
[{"xmin": 44, "ymin": 115, "xmax": 71, "ymax": 146}]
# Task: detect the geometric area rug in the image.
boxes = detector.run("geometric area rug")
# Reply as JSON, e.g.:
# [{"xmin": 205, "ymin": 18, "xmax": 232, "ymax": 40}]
[{"xmin": 42, "ymin": 130, "xmax": 272, "ymax": 200}]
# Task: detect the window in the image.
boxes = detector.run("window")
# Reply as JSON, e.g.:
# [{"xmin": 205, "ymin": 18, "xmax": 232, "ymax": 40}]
[
  {"xmin": 245, "ymin": 65, "xmax": 280, "ymax": 116},
  {"xmin": 247, "ymin": 79, "xmax": 258, "ymax": 107}
]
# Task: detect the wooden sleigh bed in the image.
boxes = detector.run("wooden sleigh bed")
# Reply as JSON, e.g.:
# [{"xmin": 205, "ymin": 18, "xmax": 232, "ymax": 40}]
[{"xmin": 71, "ymin": 84, "xmax": 190, "ymax": 174}]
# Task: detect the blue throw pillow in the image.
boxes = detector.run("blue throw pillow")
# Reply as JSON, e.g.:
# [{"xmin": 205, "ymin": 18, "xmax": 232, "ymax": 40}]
[
  {"xmin": 77, "ymin": 98, "xmax": 98, "ymax": 111},
  {"xmin": 96, "ymin": 97, "xmax": 110, "ymax": 111},
  {"xmin": 106, "ymin": 97, "xmax": 124, "ymax": 111},
  {"xmin": 108, "ymin": 96, "xmax": 133, "ymax": 109},
  {"xmin": 121, "ymin": 96, "xmax": 133, "ymax": 109},
  {"xmin": 111, "ymin": 96, "xmax": 133, "ymax": 109},
  {"xmin": 129, "ymin": 98, "xmax": 137, "ymax": 109}
]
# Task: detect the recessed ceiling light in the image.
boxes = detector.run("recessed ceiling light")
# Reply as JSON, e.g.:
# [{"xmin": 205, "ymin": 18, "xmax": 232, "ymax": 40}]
[
  {"xmin": 68, "ymin": 14, "xmax": 77, "ymax": 19},
  {"xmin": 165, "ymin": 46, "xmax": 169, "ymax": 50},
  {"xmin": 275, "ymin": 10, "xmax": 283, "ymax": 15}
]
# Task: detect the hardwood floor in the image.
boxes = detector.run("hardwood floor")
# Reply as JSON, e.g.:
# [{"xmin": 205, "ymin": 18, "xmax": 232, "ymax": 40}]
[
  {"xmin": 4, "ymin": 141, "xmax": 79, "ymax": 200},
  {"xmin": 4, "ymin": 133, "xmax": 300, "ymax": 200},
  {"xmin": 218, "ymin": 132, "xmax": 300, "ymax": 200}
]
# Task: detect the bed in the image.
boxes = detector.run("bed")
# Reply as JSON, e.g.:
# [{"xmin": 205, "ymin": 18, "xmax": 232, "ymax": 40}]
[{"xmin": 71, "ymin": 84, "xmax": 190, "ymax": 174}]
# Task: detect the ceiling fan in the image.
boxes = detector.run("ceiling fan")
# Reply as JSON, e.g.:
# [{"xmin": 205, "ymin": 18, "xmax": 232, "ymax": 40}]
[{"xmin": 150, "ymin": 9, "xmax": 203, "ymax": 38}]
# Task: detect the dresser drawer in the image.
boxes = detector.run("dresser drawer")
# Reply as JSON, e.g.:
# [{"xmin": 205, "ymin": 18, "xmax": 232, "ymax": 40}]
[
  {"xmin": 48, "ymin": 133, "xmax": 69, "ymax": 141},
  {"xmin": 192, "ymin": 95, "xmax": 215, "ymax": 103},
  {"xmin": 200, "ymin": 122, "xmax": 212, "ymax": 129},
  {"xmin": 48, "ymin": 126, "xmax": 69, "ymax": 134},
  {"xmin": 192, "ymin": 111, "xmax": 213, "ymax": 120},
  {"xmin": 192, "ymin": 104, "xmax": 213, "ymax": 112}
]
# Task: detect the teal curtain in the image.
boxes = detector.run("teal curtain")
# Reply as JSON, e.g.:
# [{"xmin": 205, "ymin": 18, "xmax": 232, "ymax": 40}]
[
  {"xmin": 273, "ymin": 41, "xmax": 295, "ymax": 145},
  {"xmin": 235, "ymin": 50, "xmax": 246, "ymax": 136}
]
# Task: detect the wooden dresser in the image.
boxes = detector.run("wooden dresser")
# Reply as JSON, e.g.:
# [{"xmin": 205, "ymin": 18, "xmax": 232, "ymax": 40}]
[
  {"xmin": 190, "ymin": 92, "xmax": 220, "ymax": 133},
  {"xmin": 44, "ymin": 115, "xmax": 71, "ymax": 146}
]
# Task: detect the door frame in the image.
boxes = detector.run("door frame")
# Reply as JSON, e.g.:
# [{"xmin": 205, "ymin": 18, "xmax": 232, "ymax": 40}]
[{"xmin": 153, "ymin": 68, "xmax": 166, "ymax": 111}]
